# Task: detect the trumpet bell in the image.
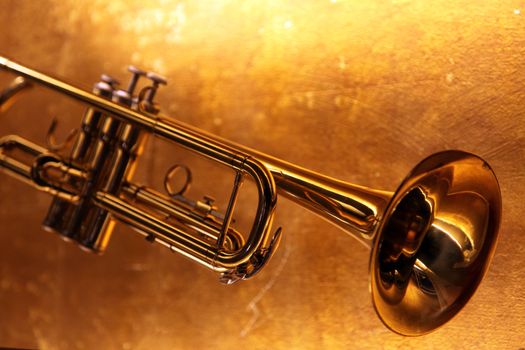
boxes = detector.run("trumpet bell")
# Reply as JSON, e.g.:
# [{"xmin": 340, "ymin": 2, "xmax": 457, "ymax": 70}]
[{"xmin": 371, "ymin": 150, "xmax": 501, "ymax": 335}]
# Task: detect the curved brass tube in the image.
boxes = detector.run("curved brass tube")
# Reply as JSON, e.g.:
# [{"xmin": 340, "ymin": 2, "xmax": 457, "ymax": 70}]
[{"xmin": 0, "ymin": 76, "xmax": 31, "ymax": 112}]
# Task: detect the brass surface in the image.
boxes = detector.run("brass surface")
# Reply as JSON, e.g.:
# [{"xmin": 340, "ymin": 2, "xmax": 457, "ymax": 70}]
[{"xmin": 0, "ymin": 0, "xmax": 523, "ymax": 349}]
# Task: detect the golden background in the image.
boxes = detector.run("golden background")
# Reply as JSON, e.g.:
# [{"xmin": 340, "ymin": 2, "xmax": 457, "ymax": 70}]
[{"xmin": 0, "ymin": 0, "xmax": 524, "ymax": 348}]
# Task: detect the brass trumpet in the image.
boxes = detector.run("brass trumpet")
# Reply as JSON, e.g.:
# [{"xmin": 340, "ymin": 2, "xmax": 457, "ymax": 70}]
[{"xmin": 0, "ymin": 56, "xmax": 501, "ymax": 336}]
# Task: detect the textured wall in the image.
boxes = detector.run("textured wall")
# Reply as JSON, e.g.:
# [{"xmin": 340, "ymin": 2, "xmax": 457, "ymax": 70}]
[{"xmin": 0, "ymin": 0, "xmax": 524, "ymax": 349}]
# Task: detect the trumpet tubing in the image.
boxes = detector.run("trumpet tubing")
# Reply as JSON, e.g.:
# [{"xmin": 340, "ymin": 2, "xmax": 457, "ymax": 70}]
[{"xmin": 0, "ymin": 56, "xmax": 501, "ymax": 336}]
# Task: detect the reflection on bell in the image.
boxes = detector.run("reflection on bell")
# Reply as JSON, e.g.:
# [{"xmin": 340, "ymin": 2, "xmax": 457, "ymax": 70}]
[{"xmin": 378, "ymin": 187, "xmax": 432, "ymax": 303}]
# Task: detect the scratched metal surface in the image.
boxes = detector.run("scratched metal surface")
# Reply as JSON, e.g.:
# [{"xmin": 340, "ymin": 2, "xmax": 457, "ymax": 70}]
[{"xmin": 0, "ymin": 0, "xmax": 524, "ymax": 349}]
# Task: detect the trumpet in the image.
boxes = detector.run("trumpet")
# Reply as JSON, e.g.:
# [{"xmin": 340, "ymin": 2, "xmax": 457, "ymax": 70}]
[{"xmin": 0, "ymin": 56, "xmax": 501, "ymax": 336}]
